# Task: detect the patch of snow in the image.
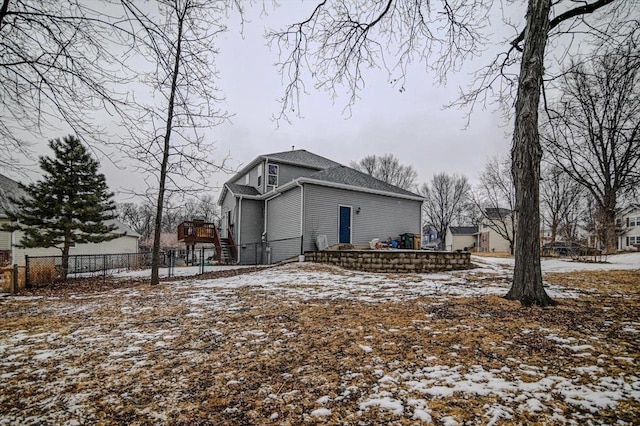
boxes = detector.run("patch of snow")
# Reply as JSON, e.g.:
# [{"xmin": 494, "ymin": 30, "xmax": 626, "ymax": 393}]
[
  {"xmin": 412, "ymin": 408, "xmax": 432, "ymax": 422},
  {"xmin": 310, "ymin": 408, "xmax": 332, "ymax": 417},
  {"xmin": 358, "ymin": 344, "xmax": 373, "ymax": 353},
  {"xmin": 359, "ymin": 396, "xmax": 404, "ymax": 416},
  {"xmin": 316, "ymin": 395, "xmax": 331, "ymax": 404}
]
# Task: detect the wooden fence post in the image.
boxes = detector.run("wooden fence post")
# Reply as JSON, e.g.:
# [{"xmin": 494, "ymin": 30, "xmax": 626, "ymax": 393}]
[{"xmin": 11, "ymin": 264, "xmax": 18, "ymax": 294}]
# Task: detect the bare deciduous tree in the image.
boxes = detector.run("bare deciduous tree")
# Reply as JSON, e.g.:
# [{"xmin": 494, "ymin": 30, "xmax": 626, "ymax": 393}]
[
  {"xmin": 350, "ymin": 153, "xmax": 418, "ymax": 190},
  {"xmin": 0, "ymin": 0, "xmax": 135, "ymax": 171},
  {"xmin": 541, "ymin": 41, "xmax": 640, "ymax": 253},
  {"xmin": 120, "ymin": 0, "xmax": 237, "ymax": 284},
  {"xmin": 475, "ymin": 155, "xmax": 516, "ymax": 254},
  {"xmin": 268, "ymin": 0, "xmax": 630, "ymax": 305},
  {"xmin": 540, "ymin": 163, "xmax": 584, "ymax": 243},
  {"xmin": 117, "ymin": 202, "xmax": 155, "ymax": 239},
  {"xmin": 419, "ymin": 173, "xmax": 471, "ymax": 241}
]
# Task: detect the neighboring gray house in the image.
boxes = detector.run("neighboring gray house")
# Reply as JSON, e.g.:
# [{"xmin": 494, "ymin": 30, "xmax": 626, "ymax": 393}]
[{"xmin": 218, "ymin": 149, "xmax": 424, "ymax": 264}]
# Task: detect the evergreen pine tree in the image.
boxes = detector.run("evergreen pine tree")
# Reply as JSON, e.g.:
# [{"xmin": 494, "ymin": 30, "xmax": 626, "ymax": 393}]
[{"xmin": 3, "ymin": 135, "xmax": 117, "ymax": 280}]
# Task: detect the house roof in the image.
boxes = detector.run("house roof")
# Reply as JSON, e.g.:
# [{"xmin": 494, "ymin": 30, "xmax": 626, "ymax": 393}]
[
  {"xmin": 484, "ymin": 208, "xmax": 512, "ymax": 220},
  {"xmin": 619, "ymin": 203, "xmax": 640, "ymax": 216},
  {"xmin": 262, "ymin": 149, "xmax": 342, "ymax": 170},
  {"xmin": 230, "ymin": 149, "xmax": 341, "ymax": 185},
  {"xmin": 220, "ymin": 150, "xmax": 423, "ymax": 203},
  {"xmin": 449, "ymin": 226, "xmax": 479, "ymax": 235},
  {"xmin": 305, "ymin": 166, "xmax": 422, "ymax": 198},
  {"xmin": 225, "ymin": 183, "xmax": 261, "ymax": 197},
  {"xmin": 219, "ymin": 149, "xmax": 342, "ymax": 204},
  {"xmin": 105, "ymin": 219, "xmax": 141, "ymax": 238},
  {"xmin": 0, "ymin": 173, "xmax": 26, "ymax": 219}
]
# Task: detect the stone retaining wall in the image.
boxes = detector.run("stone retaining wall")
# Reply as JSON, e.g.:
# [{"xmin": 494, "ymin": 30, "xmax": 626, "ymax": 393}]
[{"xmin": 304, "ymin": 250, "xmax": 470, "ymax": 273}]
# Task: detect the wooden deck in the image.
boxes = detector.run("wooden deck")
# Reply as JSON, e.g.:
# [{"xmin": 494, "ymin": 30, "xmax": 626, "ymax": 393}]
[{"xmin": 177, "ymin": 221, "xmax": 218, "ymax": 244}]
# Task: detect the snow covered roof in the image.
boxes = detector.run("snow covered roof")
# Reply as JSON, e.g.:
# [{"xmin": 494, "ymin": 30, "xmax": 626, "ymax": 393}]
[{"xmin": 105, "ymin": 219, "xmax": 140, "ymax": 238}]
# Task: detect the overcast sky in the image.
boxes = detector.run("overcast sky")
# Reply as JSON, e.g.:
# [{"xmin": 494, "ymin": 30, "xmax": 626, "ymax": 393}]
[{"xmin": 6, "ymin": 1, "xmax": 525, "ymax": 202}]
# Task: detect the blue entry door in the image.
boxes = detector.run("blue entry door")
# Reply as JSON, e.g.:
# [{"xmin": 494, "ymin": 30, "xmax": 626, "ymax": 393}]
[{"xmin": 339, "ymin": 206, "xmax": 352, "ymax": 244}]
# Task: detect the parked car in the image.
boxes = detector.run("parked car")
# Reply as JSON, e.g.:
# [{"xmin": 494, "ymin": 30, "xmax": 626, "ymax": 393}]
[{"xmin": 542, "ymin": 241, "xmax": 601, "ymax": 257}]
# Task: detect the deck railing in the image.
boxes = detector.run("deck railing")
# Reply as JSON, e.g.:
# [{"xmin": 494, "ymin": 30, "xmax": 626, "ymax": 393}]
[{"xmin": 177, "ymin": 221, "xmax": 218, "ymax": 242}]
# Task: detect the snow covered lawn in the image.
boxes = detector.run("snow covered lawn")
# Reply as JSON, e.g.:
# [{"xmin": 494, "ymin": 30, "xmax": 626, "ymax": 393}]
[{"xmin": 1, "ymin": 254, "xmax": 638, "ymax": 424}]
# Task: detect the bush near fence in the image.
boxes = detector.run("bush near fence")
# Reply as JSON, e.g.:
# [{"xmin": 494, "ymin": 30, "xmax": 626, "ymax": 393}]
[{"xmin": 0, "ymin": 265, "xmax": 26, "ymax": 293}]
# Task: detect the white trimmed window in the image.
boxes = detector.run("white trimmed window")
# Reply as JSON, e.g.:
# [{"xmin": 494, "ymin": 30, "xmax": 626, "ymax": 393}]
[
  {"xmin": 257, "ymin": 165, "xmax": 263, "ymax": 188},
  {"xmin": 267, "ymin": 163, "xmax": 278, "ymax": 187},
  {"xmin": 629, "ymin": 216, "xmax": 640, "ymax": 227}
]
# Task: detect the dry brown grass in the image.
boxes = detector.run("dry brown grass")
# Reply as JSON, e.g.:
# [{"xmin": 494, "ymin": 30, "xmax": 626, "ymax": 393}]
[{"xmin": 0, "ymin": 265, "xmax": 638, "ymax": 425}]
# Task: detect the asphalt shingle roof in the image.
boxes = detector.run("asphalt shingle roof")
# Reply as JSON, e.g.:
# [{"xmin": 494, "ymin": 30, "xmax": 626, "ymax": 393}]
[
  {"xmin": 225, "ymin": 183, "xmax": 261, "ymax": 197},
  {"xmin": 264, "ymin": 150, "xmax": 342, "ymax": 170},
  {"xmin": 449, "ymin": 226, "xmax": 478, "ymax": 235},
  {"xmin": 307, "ymin": 166, "xmax": 422, "ymax": 198},
  {"xmin": 485, "ymin": 208, "xmax": 512, "ymax": 219}
]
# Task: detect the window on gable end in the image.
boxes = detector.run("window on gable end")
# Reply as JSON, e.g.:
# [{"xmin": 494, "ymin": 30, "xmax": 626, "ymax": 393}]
[{"xmin": 268, "ymin": 163, "xmax": 278, "ymax": 187}]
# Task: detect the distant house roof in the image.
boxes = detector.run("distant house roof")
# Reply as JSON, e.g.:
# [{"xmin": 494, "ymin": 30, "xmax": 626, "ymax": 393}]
[
  {"xmin": 484, "ymin": 208, "xmax": 512, "ymax": 220},
  {"xmin": 619, "ymin": 204, "xmax": 640, "ymax": 216},
  {"xmin": 305, "ymin": 166, "xmax": 421, "ymax": 198},
  {"xmin": 105, "ymin": 219, "xmax": 141, "ymax": 238},
  {"xmin": 449, "ymin": 226, "xmax": 478, "ymax": 235},
  {"xmin": 0, "ymin": 173, "xmax": 26, "ymax": 219},
  {"xmin": 225, "ymin": 183, "xmax": 261, "ymax": 197}
]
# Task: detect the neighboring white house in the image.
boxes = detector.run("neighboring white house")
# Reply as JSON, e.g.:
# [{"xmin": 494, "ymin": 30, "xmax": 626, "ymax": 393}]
[
  {"xmin": 444, "ymin": 226, "xmax": 478, "ymax": 251},
  {"xmin": 0, "ymin": 173, "xmax": 139, "ymax": 266},
  {"xmin": 0, "ymin": 173, "xmax": 24, "ymax": 265},
  {"xmin": 478, "ymin": 208, "xmax": 514, "ymax": 253},
  {"xmin": 448, "ymin": 208, "xmax": 514, "ymax": 254},
  {"xmin": 617, "ymin": 204, "xmax": 640, "ymax": 251}
]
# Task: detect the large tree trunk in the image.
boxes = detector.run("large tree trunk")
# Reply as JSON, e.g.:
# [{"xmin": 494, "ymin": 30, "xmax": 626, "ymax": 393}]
[
  {"xmin": 505, "ymin": 0, "xmax": 555, "ymax": 306},
  {"xmin": 151, "ymin": 11, "xmax": 184, "ymax": 286},
  {"xmin": 601, "ymin": 193, "xmax": 618, "ymax": 253}
]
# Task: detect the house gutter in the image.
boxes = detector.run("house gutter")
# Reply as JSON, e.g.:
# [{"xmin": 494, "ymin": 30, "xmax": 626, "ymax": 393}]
[{"xmin": 275, "ymin": 177, "xmax": 425, "ymax": 202}]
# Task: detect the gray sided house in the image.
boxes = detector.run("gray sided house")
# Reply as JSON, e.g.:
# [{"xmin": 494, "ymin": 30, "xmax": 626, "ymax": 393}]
[{"xmin": 218, "ymin": 150, "xmax": 424, "ymax": 264}]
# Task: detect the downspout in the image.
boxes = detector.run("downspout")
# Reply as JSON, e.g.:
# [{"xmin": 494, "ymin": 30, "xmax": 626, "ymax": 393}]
[
  {"xmin": 237, "ymin": 196, "xmax": 242, "ymax": 264},
  {"xmin": 263, "ymin": 192, "xmax": 282, "ymax": 265},
  {"xmin": 296, "ymin": 181, "xmax": 304, "ymax": 256}
]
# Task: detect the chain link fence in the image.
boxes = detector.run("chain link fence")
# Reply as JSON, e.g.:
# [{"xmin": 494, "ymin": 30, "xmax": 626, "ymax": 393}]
[{"xmin": 25, "ymin": 252, "xmax": 157, "ymax": 287}]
